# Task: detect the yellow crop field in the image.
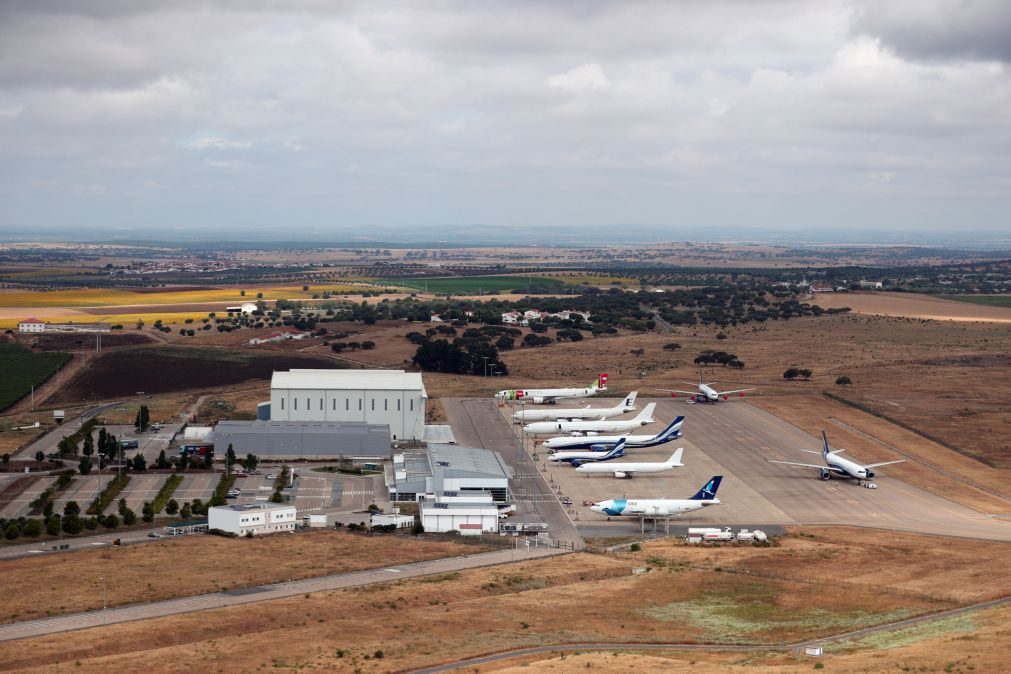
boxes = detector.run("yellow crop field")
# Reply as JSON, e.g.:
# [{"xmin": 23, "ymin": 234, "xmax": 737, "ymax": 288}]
[
  {"xmin": 0, "ymin": 284, "xmax": 380, "ymax": 310},
  {"xmin": 0, "ymin": 312, "xmax": 212, "ymax": 329},
  {"xmin": 545, "ymin": 273, "xmax": 639, "ymax": 286}
]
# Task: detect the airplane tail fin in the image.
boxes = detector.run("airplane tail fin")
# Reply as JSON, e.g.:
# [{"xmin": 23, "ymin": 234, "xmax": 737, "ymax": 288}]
[
  {"xmin": 653, "ymin": 416, "xmax": 685, "ymax": 442},
  {"xmin": 667, "ymin": 447, "xmax": 684, "ymax": 466},
  {"xmin": 689, "ymin": 475, "xmax": 723, "ymax": 501},
  {"xmin": 634, "ymin": 402, "xmax": 656, "ymax": 422},
  {"xmin": 595, "ymin": 373, "xmax": 609, "ymax": 390},
  {"xmin": 821, "ymin": 431, "xmax": 831, "ymax": 456},
  {"xmin": 606, "ymin": 438, "xmax": 626, "ymax": 459},
  {"xmin": 623, "ymin": 391, "xmax": 638, "ymax": 408}
]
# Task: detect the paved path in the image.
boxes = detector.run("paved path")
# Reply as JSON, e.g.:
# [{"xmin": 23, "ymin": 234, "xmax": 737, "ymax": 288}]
[
  {"xmin": 411, "ymin": 596, "xmax": 1011, "ymax": 672},
  {"xmin": 15, "ymin": 401, "xmax": 123, "ymax": 460},
  {"xmin": 0, "ymin": 546, "xmax": 566, "ymax": 642},
  {"xmin": 443, "ymin": 398, "xmax": 584, "ymax": 549}
]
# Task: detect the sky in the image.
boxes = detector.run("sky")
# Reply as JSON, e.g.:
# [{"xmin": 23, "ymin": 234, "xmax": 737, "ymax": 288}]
[{"xmin": 0, "ymin": 0, "xmax": 1009, "ymax": 243}]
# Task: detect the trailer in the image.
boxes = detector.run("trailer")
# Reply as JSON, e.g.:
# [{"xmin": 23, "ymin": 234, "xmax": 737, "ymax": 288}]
[{"xmin": 735, "ymin": 529, "xmax": 768, "ymax": 542}]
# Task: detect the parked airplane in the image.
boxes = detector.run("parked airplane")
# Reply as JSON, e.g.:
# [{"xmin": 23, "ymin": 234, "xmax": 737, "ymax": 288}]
[
  {"xmin": 591, "ymin": 476, "xmax": 723, "ymax": 516},
  {"xmin": 495, "ymin": 374, "xmax": 608, "ymax": 404},
  {"xmin": 658, "ymin": 371, "xmax": 753, "ymax": 403},
  {"xmin": 768, "ymin": 431, "xmax": 905, "ymax": 483},
  {"xmin": 575, "ymin": 448, "xmax": 684, "ymax": 478},
  {"xmin": 524, "ymin": 403, "xmax": 656, "ymax": 436},
  {"xmin": 512, "ymin": 392, "xmax": 637, "ymax": 423},
  {"xmin": 542, "ymin": 416, "xmax": 685, "ymax": 451},
  {"xmin": 547, "ymin": 439, "xmax": 628, "ymax": 466}
]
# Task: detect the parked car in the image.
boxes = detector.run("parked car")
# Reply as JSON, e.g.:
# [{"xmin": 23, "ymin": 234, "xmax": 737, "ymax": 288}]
[{"xmin": 266, "ymin": 474, "xmax": 277, "ymax": 480}]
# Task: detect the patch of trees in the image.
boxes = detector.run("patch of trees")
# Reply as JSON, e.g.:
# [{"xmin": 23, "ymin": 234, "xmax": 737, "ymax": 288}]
[
  {"xmin": 411, "ymin": 330, "xmax": 509, "ymax": 376},
  {"xmin": 694, "ymin": 350, "xmax": 745, "ymax": 369},
  {"xmin": 783, "ymin": 368, "xmax": 813, "ymax": 380}
]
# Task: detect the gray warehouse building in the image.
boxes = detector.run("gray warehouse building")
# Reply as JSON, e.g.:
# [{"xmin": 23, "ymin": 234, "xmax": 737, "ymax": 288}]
[
  {"xmin": 388, "ymin": 443, "xmax": 510, "ymax": 503},
  {"xmin": 210, "ymin": 420, "xmax": 391, "ymax": 461}
]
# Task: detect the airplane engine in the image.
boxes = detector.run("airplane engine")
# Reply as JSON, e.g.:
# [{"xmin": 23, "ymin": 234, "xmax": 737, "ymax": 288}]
[
  {"xmin": 671, "ymin": 392, "xmax": 678, "ymax": 398},
  {"xmin": 589, "ymin": 443, "xmax": 611, "ymax": 451},
  {"xmin": 570, "ymin": 459, "xmax": 585, "ymax": 467},
  {"xmin": 819, "ymin": 469, "xmax": 832, "ymax": 480},
  {"xmin": 865, "ymin": 470, "xmax": 875, "ymax": 479},
  {"xmin": 533, "ymin": 397, "xmax": 546, "ymax": 404},
  {"xmin": 723, "ymin": 395, "xmax": 729, "ymax": 401},
  {"xmin": 586, "ymin": 431, "xmax": 598, "ymax": 436},
  {"xmin": 613, "ymin": 471, "xmax": 629, "ymax": 479},
  {"xmin": 569, "ymin": 431, "xmax": 584, "ymax": 437},
  {"xmin": 739, "ymin": 392, "xmax": 746, "ymax": 398}
]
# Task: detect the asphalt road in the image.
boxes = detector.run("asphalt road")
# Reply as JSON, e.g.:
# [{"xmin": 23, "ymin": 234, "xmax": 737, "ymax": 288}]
[
  {"xmin": 14, "ymin": 401, "xmax": 124, "ymax": 460},
  {"xmin": 0, "ymin": 545, "xmax": 566, "ymax": 642},
  {"xmin": 442, "ymin": 398, "xmax": 584, "ymax": 549}
]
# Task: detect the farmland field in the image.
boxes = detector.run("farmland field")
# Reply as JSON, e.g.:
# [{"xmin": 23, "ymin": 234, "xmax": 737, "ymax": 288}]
[
  {"xmin": 51, "ymin": 346, "xmax": 344, "ymax": 402},
  {"xmin": 935, "ymin": 294, "xmax": 1011, "ymax": 308},
  {"xmin": 381, "ymin": 275, "xmax": 564, "ymax": 294},
  {"xmin": 0, "ymin": 343, "xmax": 71, "ymax": 411}
]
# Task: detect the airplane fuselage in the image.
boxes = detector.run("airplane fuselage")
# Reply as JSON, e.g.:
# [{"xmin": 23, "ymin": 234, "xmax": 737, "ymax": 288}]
[
  {"xmin": 513, "ymin": 403, "xmax": 633, "ymax": 423},
  {"xmin": 591, "ymin": 498, "xmax": 719, "ymax": 516}
]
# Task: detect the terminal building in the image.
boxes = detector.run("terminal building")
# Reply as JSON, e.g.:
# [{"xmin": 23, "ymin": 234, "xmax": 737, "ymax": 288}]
[
  {"xmin": 208, "ymin": 503, "xmax": 298, "ymax": 536},
  {"xmin": 388, "ymin": 443, "xmax": 510, "ymax": 504},
  {"xmin": 209, "ymin": 420, "xmax": 391, "ymax": 462},
  {"xmin": 265, "ymin": 369, "xmax": 427, "ymax": 442}
]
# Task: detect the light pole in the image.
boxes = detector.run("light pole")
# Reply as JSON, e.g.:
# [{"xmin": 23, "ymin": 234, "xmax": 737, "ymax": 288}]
[{"xmin": 482, "ymin": 356, "xmax": 488, "ymax": 377}]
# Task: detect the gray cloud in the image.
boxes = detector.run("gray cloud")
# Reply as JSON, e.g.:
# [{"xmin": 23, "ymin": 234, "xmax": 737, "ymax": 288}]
[
  {"xmin": 0, "ymin": 1, "xmax": 1008, "ymax": 237},
  {"xmin": 852, "ymin": 0, "xmax": 1011, "ymax": 63}
]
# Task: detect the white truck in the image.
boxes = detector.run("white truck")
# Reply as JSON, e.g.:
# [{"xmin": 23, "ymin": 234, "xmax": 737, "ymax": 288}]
[{"xmin": 687, "ymin": 527, "xmax": 768, "ymax": 544}]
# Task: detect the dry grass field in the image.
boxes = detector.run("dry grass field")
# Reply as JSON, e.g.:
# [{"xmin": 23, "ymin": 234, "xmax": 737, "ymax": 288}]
[
  {"xmin": 0, "ymin": 527, "xmax": 1006, "ymax": 672},
  {"xmin": 0, "ymin": 530, "xmax": 491, "ymax": 622}
]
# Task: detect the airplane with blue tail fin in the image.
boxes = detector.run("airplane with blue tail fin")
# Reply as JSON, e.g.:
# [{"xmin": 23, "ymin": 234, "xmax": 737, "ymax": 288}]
[{"xmin": 591, "ymin": 476, "xmax": 723, "ymax": 517}]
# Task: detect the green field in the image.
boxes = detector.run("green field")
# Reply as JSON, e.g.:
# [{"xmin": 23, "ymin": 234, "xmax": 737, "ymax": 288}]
[
  {"xmin": 381, "ymin": 275, "xmax": 564, "ymax": 294},
  {"xmin": 0, "ymin": 343, "xmax": 72, "ymax": 411},
  {"xmin": 936, "ymin": 294, "xmax": 1011, "ymax": 308}
]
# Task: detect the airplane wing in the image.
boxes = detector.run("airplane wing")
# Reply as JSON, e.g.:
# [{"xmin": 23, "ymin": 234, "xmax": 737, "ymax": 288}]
[
  {"xmin": 864, "ymin": 459, "xmax": 905, "ymax": 468},
  {"xmin": 768, "ymin": 460, "xmax": 828, "ymax": 470},
  {"xmin": 657, "ymin": 389, "xmax": 698, "ymax": 396},
  {"xmin": 716, "ymin": 388, "xmax": 754, "ymax": 396}
]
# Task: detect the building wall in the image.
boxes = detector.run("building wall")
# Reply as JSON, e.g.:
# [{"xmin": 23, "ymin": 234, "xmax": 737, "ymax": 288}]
[
  {"xmin": 18, "ymin": 322, "xmax": 45, "ymax": 333},
  {"xmin": 421, "ymin": 510, "xmax": 498, "ymax": 534},
  {"xmin": 270, "ymin": 387, "xmax": 425, "ymax": 441},
  {"xmin": 209, "ymin": 505, "xmax": 298, "ymax": 536}
]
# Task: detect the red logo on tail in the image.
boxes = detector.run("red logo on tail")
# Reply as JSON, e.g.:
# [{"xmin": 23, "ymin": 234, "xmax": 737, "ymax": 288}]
[{"xmin": 598, "ymin": 373, "xmax": 608, "ymax": 388}]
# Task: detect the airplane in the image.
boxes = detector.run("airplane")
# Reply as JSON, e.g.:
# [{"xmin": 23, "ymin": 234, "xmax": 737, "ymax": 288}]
[
  {"xmin": 542, "ymin": 416, "xmax": 684, "ymax": 451},
  {"xmin": 512, "ymin": 391, "xmax": 638, "ymax": 423},
  {"xmin": 658, "ymin": 370, "xmax": 753, "ymax": 403},
  {"xmin": 575, "ymin": 448, "xmax": 684, "ymax": 478},
  {"xmin": 590, "ymin": 476, "xmax": 723, "ymax": 517},
  {"xmin": 548, "ymin": 439, "xmax": 628, "ymax": 466},
  {"xmin": 768, "ymin": 431, "xmax": 905, "ymax": 483},
  {"xmin": 524, "ymin": 403, "xmax": 656, "ymax": 436},
  {"xmin": 495, "ymin": 373, "xmax": 607, "ymax": 404}
]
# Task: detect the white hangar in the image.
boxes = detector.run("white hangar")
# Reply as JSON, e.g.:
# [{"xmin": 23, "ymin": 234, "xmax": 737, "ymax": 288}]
[{"xmin": 267, "ymin": 369, "xmax": 427, "ymax": 442}]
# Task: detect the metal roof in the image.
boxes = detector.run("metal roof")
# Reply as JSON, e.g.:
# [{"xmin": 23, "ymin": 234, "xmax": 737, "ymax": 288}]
[
  {"xmin": 213, "ymin": 420, "xmax": 389, "ymax": 437},
  {"xmin": 272, "ymin": 369, "xmax": 426, "ymax": 393},
  {"xmin": 428, "ymin": 443, "xmax": 509, "ymax": 480}
]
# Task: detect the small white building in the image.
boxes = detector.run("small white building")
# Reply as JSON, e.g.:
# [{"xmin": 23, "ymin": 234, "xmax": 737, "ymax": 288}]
[
  {"xmin": 420, "ymin": 500, "xmax": 499, "ymax": 535},
  {"xmin": 371, "ymin": 513, "xmax": 415, "ymax": 529},
  {"xmin": 18, "ymin": 318, "xmax": 46, "ymax": 333},
  {"xmin": 225, "ymin": 302, "xmax": 260, "ymax": 315},
  {"xmin": 208, "ymin": 503, "xmax": 298, "ymax": 536},
  {"xmin": 269, "ymin": 369, "xmax": 427, "ymax": 442}
]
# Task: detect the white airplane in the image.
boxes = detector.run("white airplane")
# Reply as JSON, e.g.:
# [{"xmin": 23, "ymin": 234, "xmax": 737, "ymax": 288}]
[
  {"xmin": 495, "ymin": 373, "xmax": 607, "ymax": 404},
  {"xmin": 512, "ymin": 392, "xmax": 637, "ymax": 423},
  {"xmin": 575, "ymin": 448, "xmax": 684, "ymax": 478},
  {"xmin": 548, "ymin": 438, "xmax": 628, "ymax": 466},
  {"xmin": 658, "ymin": 371, "xmax": 753, "ymax": 403},
  {"xmin": 591, "ymin": 476, "xmax": 723, "ymax": 517},
  {"xmin": 524, "ymin": 403, "xmax": 656, "ymax": 436},
  {"xmin": 768, "ymin": 431, "xmax": 905, "ymax": 483},
  {"xmin": 542, "ymin": 416, "xmax": 684, "ymax": 451}
]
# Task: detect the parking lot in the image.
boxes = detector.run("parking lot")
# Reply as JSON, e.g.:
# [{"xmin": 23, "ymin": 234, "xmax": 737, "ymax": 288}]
[{"xmin": 486, "ymin": 397, "xmax": 1011, "ymax": 542}]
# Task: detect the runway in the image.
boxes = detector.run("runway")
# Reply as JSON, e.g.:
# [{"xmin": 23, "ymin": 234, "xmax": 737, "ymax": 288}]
[{"xmin": 491, "ymin": 398, "xmax": 1011, "ymax": 542}]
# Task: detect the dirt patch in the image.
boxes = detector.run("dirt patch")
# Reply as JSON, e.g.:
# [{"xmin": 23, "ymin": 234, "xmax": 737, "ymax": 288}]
[
  {"xmin": 810, "ymin": 291, "xmax": 1011, "ymax": 323},
  {"xmin": 50, "ymin": 346, "xmax": 343, "ymax": 404},
  {"xmin": 2, "ymin": 527, "xmax": 1005, "ymax": 672},
  {"xmin": 0, "ymin": 529, "xmax": 494, "ymax": 622},
  {"xmin": 16, "ymin": 332, "xmax": 154, "ymax": 351}
]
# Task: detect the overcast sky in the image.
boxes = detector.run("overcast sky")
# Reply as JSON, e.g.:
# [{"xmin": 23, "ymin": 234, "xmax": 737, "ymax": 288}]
[{"xmin": 1, "ymin": 0, "xmax": 1009, "ymax": 241}]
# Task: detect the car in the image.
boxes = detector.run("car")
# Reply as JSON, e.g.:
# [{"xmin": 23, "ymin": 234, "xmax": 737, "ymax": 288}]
[
  {"xmin": 147, "ymin": 532, "xmax": 160, "ymax": 538},
  {"xmin": 266, "ymin": 474, "xmax": 277, "ymax": 480}
]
